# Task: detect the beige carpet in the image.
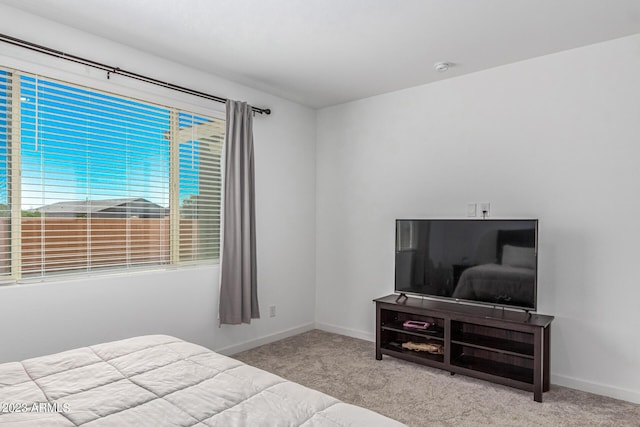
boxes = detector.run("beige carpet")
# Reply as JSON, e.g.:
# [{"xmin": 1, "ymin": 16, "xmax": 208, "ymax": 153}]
[{"xmin": 233, "ymin": 329, "xmax": 639, "ymax": 427}]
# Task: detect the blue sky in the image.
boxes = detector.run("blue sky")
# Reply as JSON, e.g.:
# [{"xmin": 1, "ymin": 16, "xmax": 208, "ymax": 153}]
[{"xmin": 0, "ymin": 71, "xmax": 212, "ymax": 211}]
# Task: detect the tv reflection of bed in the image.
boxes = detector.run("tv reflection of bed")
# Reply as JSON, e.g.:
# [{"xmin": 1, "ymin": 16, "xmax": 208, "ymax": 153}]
[
  {"xmin": 452, "ymin": 262, "xmax": 535, "ymax": 307},
  {"xmin": 452, "ymin": 229, "xmax": 536, "ymax": 308}
]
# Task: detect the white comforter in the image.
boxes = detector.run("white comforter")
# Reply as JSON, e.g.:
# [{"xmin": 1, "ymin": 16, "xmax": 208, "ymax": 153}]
[{"xmin": 0, "ymin": 335, "xmax": 404, "ymax": 426}]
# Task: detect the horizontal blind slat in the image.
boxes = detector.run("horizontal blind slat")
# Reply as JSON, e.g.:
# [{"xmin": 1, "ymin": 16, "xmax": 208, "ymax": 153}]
[{"xmin": 0, "ymin": 65, "xmax": 223, "ymax": 280}]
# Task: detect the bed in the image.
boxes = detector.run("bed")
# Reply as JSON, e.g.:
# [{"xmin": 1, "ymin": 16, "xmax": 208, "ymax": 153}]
[{"xmin": 0, "ymin": 335, "xmax": 405, "ymax": 426}]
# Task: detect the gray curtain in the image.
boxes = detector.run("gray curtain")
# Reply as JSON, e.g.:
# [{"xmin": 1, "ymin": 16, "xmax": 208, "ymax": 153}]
[{"xmin": 219, "ymin": 100, "xmax": 260, "ymax": 325}]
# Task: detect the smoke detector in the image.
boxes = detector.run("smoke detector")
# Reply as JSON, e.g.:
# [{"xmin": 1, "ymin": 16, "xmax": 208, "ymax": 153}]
[{"xmin": 434, "ymin": 62, "xmax": 451, "ymax": 72}]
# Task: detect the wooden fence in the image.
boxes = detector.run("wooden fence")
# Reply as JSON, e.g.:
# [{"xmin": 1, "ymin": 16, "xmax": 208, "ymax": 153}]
[{"xmin": 0, "ymin": 217, "xmax": 208, "ymax": 276}]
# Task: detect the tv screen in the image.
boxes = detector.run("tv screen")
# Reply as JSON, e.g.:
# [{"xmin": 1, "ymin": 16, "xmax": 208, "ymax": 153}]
[{"xmin": 395, "ymin": 219, "xmax": 538, "ymax": 311}]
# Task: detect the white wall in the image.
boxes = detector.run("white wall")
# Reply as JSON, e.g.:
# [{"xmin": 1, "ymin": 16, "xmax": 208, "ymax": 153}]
[
  {"xmin": 0, "ymin": 4, "xmax": 317, "ymax": 362},
  {"xmin": 2, "ymin": 2, "xmax": 639, "ymax": 406},
  {"xmin": 316, "ymin": 34, "xmax": 640, "ymax": 403}
]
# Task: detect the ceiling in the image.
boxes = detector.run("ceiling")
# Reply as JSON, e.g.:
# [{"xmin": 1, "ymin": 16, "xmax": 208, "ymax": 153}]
[{"xmin": 1, "ymin": 0, "xmax": 640, "ymax": 108}]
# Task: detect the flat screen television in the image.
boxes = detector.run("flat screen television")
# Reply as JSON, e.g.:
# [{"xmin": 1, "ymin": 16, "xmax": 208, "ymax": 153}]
[{"xmin": 395, "ymin": 219, "xmax": 538, "ymax": 311}]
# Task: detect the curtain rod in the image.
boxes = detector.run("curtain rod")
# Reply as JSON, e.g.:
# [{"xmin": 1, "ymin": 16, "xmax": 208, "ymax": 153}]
[{"xmin": 0, "ymin": 33, "xmax": 271, "ymax": 115}]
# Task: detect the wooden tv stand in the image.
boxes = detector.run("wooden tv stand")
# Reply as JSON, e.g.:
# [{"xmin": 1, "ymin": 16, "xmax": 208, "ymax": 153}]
[{"xmin": 374, "ymin": 295, "xmax": 554, "ymax": 402}]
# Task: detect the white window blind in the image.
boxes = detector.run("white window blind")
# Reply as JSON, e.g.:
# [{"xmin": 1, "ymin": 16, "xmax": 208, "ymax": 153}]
[
  {"xmin": 0, "ymin": 70, "xmax": 10, "ymax": 280},
  {"xmin": 0, "ymin": 67, "xmax": 223, "ymax": 281},
  {"xmin": 177, "ymin": 113, "xmax": 223, "ymax": 262}
]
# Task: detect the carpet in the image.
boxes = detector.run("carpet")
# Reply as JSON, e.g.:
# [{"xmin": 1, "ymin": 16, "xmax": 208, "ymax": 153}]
[{"xmin": 233, "ymin": 330, "xmax": 639, "ymax": 427}]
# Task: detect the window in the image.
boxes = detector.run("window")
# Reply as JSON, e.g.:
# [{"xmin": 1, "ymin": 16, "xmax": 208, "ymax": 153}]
[
  {"xmin": 0, "ymin": 70, "xmax": 9, "ymax": 277},
  {"xmin": 0, "ymin": 67, "xmax": 223, "ymax": 282}
]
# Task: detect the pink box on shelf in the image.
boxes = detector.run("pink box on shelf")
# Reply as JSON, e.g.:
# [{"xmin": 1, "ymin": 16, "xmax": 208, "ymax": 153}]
[{"xmin": 402, "ymin": 320, "xmax": 430, "ymax": 330}]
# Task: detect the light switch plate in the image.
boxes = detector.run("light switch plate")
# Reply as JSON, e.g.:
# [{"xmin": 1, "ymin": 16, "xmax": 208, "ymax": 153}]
[{"xmin": 467, "ymin": 203, "xmax": 477, "ymax": 217}]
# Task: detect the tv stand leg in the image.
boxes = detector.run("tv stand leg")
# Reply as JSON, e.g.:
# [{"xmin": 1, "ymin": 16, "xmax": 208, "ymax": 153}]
[
  {"xmin": 543, "ymin": 325, "xmax": 551, "ymax": 392},
  {"xmin": 375, "ymin": 304, "xmax": 382, "ymax": 360}
]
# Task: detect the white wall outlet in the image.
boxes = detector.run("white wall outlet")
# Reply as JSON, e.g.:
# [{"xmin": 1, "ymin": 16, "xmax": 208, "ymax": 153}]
[
  {"xmin": 269, "ymin": 305, "xmax": 276, "ymax": 318},
  {"xmin": 479, "ymin": 202, "xmax": 490, "ymax": 218},
  {"xmin": 467, "ymin": 203, "xmax": 477, "ymax": 217}
]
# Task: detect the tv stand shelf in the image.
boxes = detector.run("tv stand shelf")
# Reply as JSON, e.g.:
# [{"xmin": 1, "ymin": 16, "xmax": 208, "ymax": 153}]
[{"xmin": 374, "ymin": 295, "xmax": 554, "ymax": 402}]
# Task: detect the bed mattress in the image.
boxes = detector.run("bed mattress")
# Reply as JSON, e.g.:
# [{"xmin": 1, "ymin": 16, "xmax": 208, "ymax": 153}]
[{"xmin": 0, "ymin": 335, "xmax": 404, "ymax": 426}]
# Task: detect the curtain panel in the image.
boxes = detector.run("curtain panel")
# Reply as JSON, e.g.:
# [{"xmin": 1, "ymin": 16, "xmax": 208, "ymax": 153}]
[{"xmin": 219, "ymin": 100, "xmax": 259, "ymax": 324}]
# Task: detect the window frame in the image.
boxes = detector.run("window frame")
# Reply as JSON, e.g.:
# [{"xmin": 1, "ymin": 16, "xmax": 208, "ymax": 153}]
[{"xmin": 0, "ymin": 63, "xmax": 225, "ymax": 285}]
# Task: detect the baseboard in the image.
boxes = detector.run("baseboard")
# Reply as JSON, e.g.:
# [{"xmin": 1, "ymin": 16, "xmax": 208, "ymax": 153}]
[
  {"xmin": 216, "ymin": 322, "xmax": 315, "ymax": 356},
  {"xmin": 218, "ymin": 321, "xmax": 640, "ymax": 405},
  {"xmin": 552, "ymin": 373, "xmax": 640, "ymax": 404},
  {"xmin": 315, "ymin": 321, "xmax": 374, "ymax": 342},
  {"xmin": 314, "ymin": 323, "xmax": 640, "ymax": 405}
]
